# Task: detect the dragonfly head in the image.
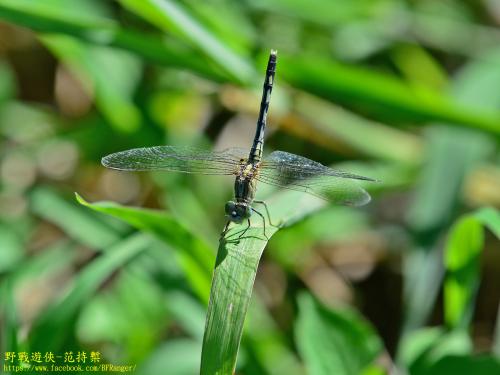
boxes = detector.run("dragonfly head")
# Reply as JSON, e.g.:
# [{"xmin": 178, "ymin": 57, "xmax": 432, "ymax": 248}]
[{"xmin": 225, "ymin": 201, "xmax": 251, "ymax": 224}]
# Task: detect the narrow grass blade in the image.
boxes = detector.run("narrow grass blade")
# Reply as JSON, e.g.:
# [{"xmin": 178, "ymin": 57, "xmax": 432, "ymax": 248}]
[
  {"xmin": 118, "ymin": 0, "xmax": 256, "ymax": 83},
  {"xmin": 200, "ymin": 226, "xmax": 279, "ymax": 375},
  {"xmin": 77, "ymin": 192, "xmax": 307, "ymax": 374},
  {"xmin": 41, "ymin": 34, "xmax": 142, "ymax": 133},
  {"xmin": 279, "ymin": 54, "xmax": 500, "ymax": 135},
  {"xmin": 200, "ymin": 187, "xmax": 363, "ymax": 374},
  {"xmin": 30, "ymin": 187, "xmax": 121, "ymax": 249},
  {"xmin": 293, "ymin": 93, "xmax": 423, "ymax": 165},
  {"xmin": 76, "ymin": 193, "xmax": 214, "ymax": 302},
  {"xmin": 0, "ymin": 0, "xmax": 229, "ymax": 82}
]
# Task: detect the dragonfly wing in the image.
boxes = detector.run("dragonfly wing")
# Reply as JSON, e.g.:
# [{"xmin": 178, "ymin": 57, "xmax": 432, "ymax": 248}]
[
  {"xmin": 258, "ymin": 151, "xmax": 374, "ymax": 206},
  {"xmin": 102, "ymin": 146, "xmax": 247, "ymax": 175}
]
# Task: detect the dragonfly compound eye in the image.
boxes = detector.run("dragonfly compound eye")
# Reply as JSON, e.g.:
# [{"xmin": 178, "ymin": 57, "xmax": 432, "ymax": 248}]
[
  {"xmin": 226, "ymin": 201, "xmax": 245, "ymax": 222},
  {"xmin": 225, "ymin": 201, "xmax": 236, "ymax": 215}
]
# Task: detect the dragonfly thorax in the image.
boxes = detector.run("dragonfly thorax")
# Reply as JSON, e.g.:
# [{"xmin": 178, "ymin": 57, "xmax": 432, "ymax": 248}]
[
  {"xmin": 234, "ymin": 162, "xmax": 258, "ymax": 204},
  {"xmin": 225, "ymin": 201, "xmax": 251, "ymax": 224}
]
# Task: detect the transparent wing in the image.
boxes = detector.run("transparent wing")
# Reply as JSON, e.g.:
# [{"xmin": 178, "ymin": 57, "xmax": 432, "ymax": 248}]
[
  {"xmin": 258, "ymin": 151, "xmax": 375, "ymax": 206},
  {"xmin": 102, "ymin": 146, "xmax": 247, "ymax": 175}
]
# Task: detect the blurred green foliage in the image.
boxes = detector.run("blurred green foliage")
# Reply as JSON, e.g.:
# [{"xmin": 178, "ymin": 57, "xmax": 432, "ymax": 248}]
[{"xmin": 0, "ymin": 0, "xmax": 499, "ymax": 374}]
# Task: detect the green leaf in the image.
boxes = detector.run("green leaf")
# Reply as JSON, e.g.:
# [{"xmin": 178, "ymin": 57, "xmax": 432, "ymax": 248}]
[
  {"xmin": 76, "ymin": 193, "xmax": 214, "ymax": 302},
  {"xmin": 244, "ymin": 299, "xmax": 305, "ymax": 375},
  {"xmin": 0, "ymin": 225, "xmax": 24, "ymax": 272},
  {"xmin": 200, "ymin": 188, "xmax": 341, "ymax": 374},
  {"xmin": 0, "ymin": 278, "xmax": 19, "ymax": 355},
  {"xmin": 118, "ymin": 0, "xmax": 256, "ymax": 84},
  {"xmin": 444, "ymin": 215, "xmax": 484, "ymax": 329},
  {"xmin": 200, "ymin": 226, "xmax": 280, "ymax": 375},
  {"xmin": 425, "ymin": 355, "xmax": 500, "ymax": 375},
  {"xmin": 248, "ymin": 0, "xmax": 372, "ymax": 27},
  {"xmin": 29, "ymin": 233, "xmax": 154, "ymax": 351},
  {"xmin": 295, "ymin": 292, "xmax": 383, "ymax": 375},
  {"xmin": 399, "ymin": 328, "xmax": 472, "ymax": 374},
  {"xmin": 293, "ymin": 93, "xmax": 423, "ymax": 165},
  {"xmin": 41, "ymin": 34, "xmax": 142, "ymax": 132},
  {"xmin": 163, "ymin": 291, "xmax": 206, "ymax": 341},
  {"xmin": 399, "ymin": 328, "xmax": 445, "ymax": 370},
  {"xmin": 30, "ymin": 187, "xmax": 121, "ymax": 249},
  {"xmin": 0, "ymin": 0, "xmax": 114, "ymax": 28},
  {"xmin": 182, "ymin": 0, "xmax": 256, "ymax": 53},
  {"xmin": 474, "ymin": 207, "xmax": 500, "ymax": 238},
  {"xmin": 76, "ymin": 267, "xmax": 168, "ymax": 361},
  {"xmin": 451, "ymin": 49, "xmax": 500, "ymax": 110},
  {"xmin": 400, "ymin": 45, "xmax": 499, "ymax": 340},
  {"xmin": 137, "ymin": 339, "xmax": 201, "ymax": 375},
  {"xmin": 0, "ymin": 0, "xmax": 229, "ymax": 82},
  {"xmin": 279, "ymin": 54, "xmax": 500, "ymax": 135}
]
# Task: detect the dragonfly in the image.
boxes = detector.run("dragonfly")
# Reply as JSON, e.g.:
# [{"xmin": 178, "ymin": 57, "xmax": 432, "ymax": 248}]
[{"xmin": 102, "ymin": 50, "xmax": 376, "ymax": 239}]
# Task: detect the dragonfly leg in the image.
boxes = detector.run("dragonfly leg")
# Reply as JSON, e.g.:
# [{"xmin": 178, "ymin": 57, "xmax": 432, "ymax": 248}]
[
  {"xmin": 220, "ymin": 221, "xmax": 230, "ymax": 239},
  {"xmin": 251, "ymin": 207, "xmax": 269, "ymax": 240},
  {"xmin": 238, "ymin": 219, "xmax": 251, "ymax": 239},
  {"xmin": 253, "ymin": 200, "xmax": 280, "ymax": 227}
]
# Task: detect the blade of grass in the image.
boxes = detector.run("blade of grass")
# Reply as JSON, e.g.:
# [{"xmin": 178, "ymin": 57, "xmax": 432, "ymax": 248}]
[
  {"xmin": 30, "ymin": 187, "xmax": 122, "ymax": 249},
  {"xmin": 0, "ymin": 0, "xmax": 229, "ymax": 82},
  {"xmin": 77, "ymin": 192, "xmax": 307, "ymax": 374},
  {"xmin": 41, "ymin": 34, "xmax": 142, "ymax": 133},
  {"xmin": 182, "ymin": 0, "xmax": 256, "ymax": 53},
  {"xmin": 199, "ymin": 187, "xmax": 363, "ymax": 374},
  {"xmin": 76, "ymin": 193, "xmax": 214, "ymax": 302},
  {"xmin": 399, "ymin": 48, "xmax": 500, "ymax": 345},
  {"xmin": 118, "ymin": 0, "xmax": 256, "ymax": 84},
  {"xmin": 279, "ymin": 54, "xmax": 500, "ymax": 135},
  {"xmin": 200, "ymin": 225, "xmax": 280, "ymax": 375},
  {"xmin": 28, "ymin": 233, "xmax": 155, "ymax": 351},
  {"xmin": 292, "ymin": 93, "xmax": 423, "ymax": 165}
]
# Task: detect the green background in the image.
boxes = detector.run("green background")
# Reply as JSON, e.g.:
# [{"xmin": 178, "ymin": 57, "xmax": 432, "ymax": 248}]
[{"xmin": 0, "ymin": 0, "xmax": 499, "ymax": 374}]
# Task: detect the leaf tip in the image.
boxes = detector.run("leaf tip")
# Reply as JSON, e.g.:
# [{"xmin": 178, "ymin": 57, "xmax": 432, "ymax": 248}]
[{"xmin": 74, "ymin": 192, "xmax": 88, "ymax": 206}]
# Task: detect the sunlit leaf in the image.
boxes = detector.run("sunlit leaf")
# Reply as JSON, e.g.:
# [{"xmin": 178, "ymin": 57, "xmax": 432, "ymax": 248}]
[
  {"xmin": 444, "ymin": 215, "xmax": 484, "ymax": 329},
  {"xmin": 76, "ymin": 193, "xmax": 214, "ymax": 302},
  {"xmin": 0, "ymin": 0, "xmax": 228, "ymax": 81},
  {"xmin": 279, "ymin": 54, "xmax": 500, "ymax": 135},
  {"xmin": 119, "ymin": 0, "xmax": 256, "ymax": 83},
  {"xmin": 295, "ymin": 292, "xmax": 383, "ymax": 375}
]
